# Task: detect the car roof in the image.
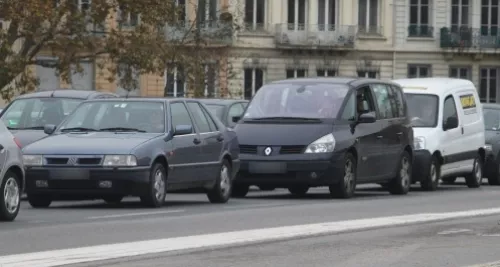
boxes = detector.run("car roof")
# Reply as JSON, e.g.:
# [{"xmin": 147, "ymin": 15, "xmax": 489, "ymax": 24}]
[
  {"xmin": 270, "ymin": 77, "xmax": 399, "ymax": 88},
  {"xmin": 196, "ymin": 98, "xmax": 249, "ymax": 105},
  {"xmin": 86, "ymin": 97, "xmax": 210, "ymax": 103},
  {"xmin": 482, "ymin": 103, "xmax": 500, "ymax": 110},
  {"xmin": 14, "ymin": 90, "xmax": 117, "ymax": 100},
  {"xmin": 393, "ymin": 78, "xmax": 475, "ymax": 96}
]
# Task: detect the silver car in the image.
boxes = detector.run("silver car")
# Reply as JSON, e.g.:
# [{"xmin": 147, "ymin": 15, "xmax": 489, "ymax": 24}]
[{"xmin": 0, "ymin": 121, "xmax": 24, "ymax": 221}]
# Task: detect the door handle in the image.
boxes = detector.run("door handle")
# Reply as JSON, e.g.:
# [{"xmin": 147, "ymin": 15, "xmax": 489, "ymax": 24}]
[
  {"xmin": 396, "ymin": 132, "xmax": 403, "ymax": 136},
  {"xmin": 461, "ymin": 127, "xmax": 464, "ymax": 134},
  {"xmin": 377, "ymin": 135, "xmax": 383, "ymax": 139},
  {"xmin": 193, "ymin": 138, "xmax": 201, "ymax": 145},
  {"xmin": 216, "ymin": 134, "xmax": 224, "ymax": 142}
]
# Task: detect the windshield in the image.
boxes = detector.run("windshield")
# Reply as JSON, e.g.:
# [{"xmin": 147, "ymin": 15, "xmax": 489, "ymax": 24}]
[
  {"xmin": 404, "ymin": 93, "xmax": 439, "ymax": 127},
  {"xmin": 243, "ymin": 83, "xmax": 349, "ymax": 119},
  {"xmin": 58, "ymin": 101, "xmax": 166, "ymax": 133},
  {"xmin": 205, "ymin": 104, "xmax": 225, "ymax": 121},
  {"xmin": 484, "ymin": 108, "xmax": 500, "ymax": 131},
  {"xmin": 1, "ymin": 97, "xmax": 84, "ymax": 129}
]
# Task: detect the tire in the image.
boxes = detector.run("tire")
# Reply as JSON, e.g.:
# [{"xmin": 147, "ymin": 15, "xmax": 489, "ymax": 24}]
[
  {"xmin": 27, "ymin": 193, "xmax": 52, "ymax": 208},
  {"xmin": 231, "ymin": 184, "xmax": 249, "ymax": 198},
  {"xmin": 207, "ymin": 159, "xmax": 232, "ymax": 203},
  {"xmin": 465, "ymin": 155, "xmax": 483, "ymax": 188},
  {"xmin": 442, "ymin": 177, "xmax": 457, "ymax": 184},
  {"xmin": 288, "ymin": 185, "xmax": 309, "ymax": 197},
  {"xmin": 0, "ymin": 172, "xmax": 21, "ymax": 221},
  {"xmin": 103, "ymin": 195, "xmax": 124, "ymax": 204},
  {"xmin": 388, "ymin": 151, "xmax": 412, "ymax": 195},
  {"xmin": 420, "ymin": 156, "xmax": 440, "ymax": 191},
  {"xmin": 140, "ymin": 163, "xmax": 167, "ymax": 208},
  {"xmin": 258, "ymin": 186, "xmax": 276, "ymax": 191},
  {"xmin": 329, "ymin": 152, "xmax": 357, "ymax": 199}
]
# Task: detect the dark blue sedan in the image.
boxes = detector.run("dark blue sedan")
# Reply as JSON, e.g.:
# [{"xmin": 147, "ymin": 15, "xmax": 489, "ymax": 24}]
[{"xmin": 21, "ymin": 98, "xmax": 240, "ymax": 208}]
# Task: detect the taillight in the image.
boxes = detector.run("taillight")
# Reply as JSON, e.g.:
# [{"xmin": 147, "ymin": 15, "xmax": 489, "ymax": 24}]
[{"xmin": 13, "ymin": 137, "xmax": 21, "ymax": 148}]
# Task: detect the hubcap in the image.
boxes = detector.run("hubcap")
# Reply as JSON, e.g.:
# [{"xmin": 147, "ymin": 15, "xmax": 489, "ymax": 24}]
[
  {"xmin": 400, "ymin": 157, "xmax": 410, "ymax": 188},
  {"xmin": 430, "ymin": 163, "xmax": 436, "ymax": 182},
  {"xmin": 3, "ymin": 177, "xmax": 19, "ymax": 214},
  {"xmin": 344, "ymin": 159, "xmax": 354, "ymax": 192},
  {"xmin": 220, "ymin": 165, "xmax": 231, "ymax": 196},
  {"xmin": 153, "ymin": 170, "xmax": 165, "ymax": 201},
  {"xmin": 475, "ymin": 160, "xmax": 482, "ymax": 183}
]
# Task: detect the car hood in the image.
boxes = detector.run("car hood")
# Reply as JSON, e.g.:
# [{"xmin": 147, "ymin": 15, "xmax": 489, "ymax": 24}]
[
  {"xmin": 10, "ymin": 130, "xmax": 48, "ymax": 148},
  {"xmin": 22, "ymin": 132, "xmax": 162, "ymax": 154},
  {"xmin": 486, "ymin": 130, "xmax": 500, "ymax": 144},
  {"xmin": 234, "ymin": 122, "xmax": 333, "ymax": 145}
]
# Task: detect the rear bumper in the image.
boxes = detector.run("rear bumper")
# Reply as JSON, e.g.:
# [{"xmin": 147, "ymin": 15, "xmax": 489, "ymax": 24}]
[
  {"xmin": 235, "ymin": 151, "xmax": 345, "ymax": 187},
  {"xmin": 25, "ymin": 166, "xmax": 151, "ymax": 197},
  {"xmin": 412, "ymin": 150, "xmax": 432, "ymax": 182}
]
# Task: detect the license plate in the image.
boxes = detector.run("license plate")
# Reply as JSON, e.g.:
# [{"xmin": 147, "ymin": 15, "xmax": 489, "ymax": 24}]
[
  {"xmin": 50, "ymin": 169, "xmax": 89, "ymax": 180},
  {"xmin": 248, "ymin": 162, "xmax": 286, "ymax": 174}
]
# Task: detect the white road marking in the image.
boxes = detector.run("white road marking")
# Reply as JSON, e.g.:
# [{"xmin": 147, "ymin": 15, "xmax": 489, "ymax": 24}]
[
  {"xmin": 86, "ymin": 210, "xmax": 185, "ymax": 220},
  {"xmin": 437, "ymin": 228, "xmax": 473, "ymax": 235},
  {"xmin": 466, "ymin": 260, "xmax": 500, "ymax": 267},
  {"xmin": 3, "ymin": 207, "xmax": 500, "ymax": 267}
]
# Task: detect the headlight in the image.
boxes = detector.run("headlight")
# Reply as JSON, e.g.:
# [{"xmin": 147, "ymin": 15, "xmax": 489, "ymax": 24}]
[
  {"xmin": 23, "ymin": 155, "xmax": 43, "ymax": 166},
  {"xmin": 305, "ymin": 133, "xmax": 336, "ymax": 153},
  {"xmin": 414, "ymin": 136, "xmax": 425, "ymax": 150},
  {"xmin": 103, "ymin": 155, "xmax": 137, "ymax": 166},
  {"xmin": 485, "ymin": 144, "xmax": 493, "ymax": 152}
]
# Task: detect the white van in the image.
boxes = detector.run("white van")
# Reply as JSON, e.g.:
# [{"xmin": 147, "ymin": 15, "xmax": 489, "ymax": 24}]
[{"xmin": 392, "ymin": 78, "xmax": 486, "ymax": 191}]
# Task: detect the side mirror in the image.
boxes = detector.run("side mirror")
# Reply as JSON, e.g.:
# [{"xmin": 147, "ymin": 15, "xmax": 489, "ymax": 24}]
[
  {"xmin": 358, "ymin": 112, "xmax": 376, "ymax": 123},
  {"xmin": 443, "ymin": 116, "xmax": 459, "ymax": 130},
  {"xmin": 232, "ymin": 116, "xmax": 241, "ymax": 123},
  {"xmin": 43, "ymin": 124, "xmax": 56, "ymax": 135},
  {"xmin": 173, "ymin": 125, "xmax": 193, "ymax": 136}
]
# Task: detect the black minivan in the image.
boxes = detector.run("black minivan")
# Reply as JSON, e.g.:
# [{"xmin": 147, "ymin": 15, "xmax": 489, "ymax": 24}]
[{"xmin": 232, "ymin": 77, "xmax": 414, "ymax": 199}]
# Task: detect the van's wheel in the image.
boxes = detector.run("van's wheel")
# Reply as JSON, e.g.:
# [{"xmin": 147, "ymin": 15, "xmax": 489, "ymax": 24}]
[
  {"xmin": 329, "ymin": 152, "xmax": 357, "ymax": 199},
  {"xmin": 0, "ymin": 172, "xmax": 21, "ymax": 221},
  {"xmin": 103, "ymin": 195, "xmax": 124, "ymax": 204},
  {"xmin": 421, "ymin": 156, "xmax": 440, "ymax": 191},
  {"xmin": 465, "ymin": 155, "xmax": 483, "ymax": 188},
  {"xmin": 231, "ymin": 184, "xmax": 249, "ymax": 198},
  {"xmin": 207, "ymin": 159, "xmax": 232, "ymax": 203},
  {"xmin": 442, "ymin": 177, "xmax": 456, "ymax": 184},
  {"xmin": 140, "ymin": 163, "xmax": 167, "ymax": 208},
  {"xmin": 388, "ymin": 151, "xmax": 412, "ymax": 195},
  {"xmin": 288, "ymin": 185, "xmax": 309, "ymax": 197}
]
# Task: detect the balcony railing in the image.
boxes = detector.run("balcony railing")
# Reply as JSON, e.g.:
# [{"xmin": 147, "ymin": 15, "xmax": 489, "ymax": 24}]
[
  {"xmin": 357, "ymin": 25, "xmax": 384, "ymax": 37},
  {"xmin": 408, "ymin": 24, "xmax": 434, "ymax": 38},
  {"xmin": 440, "ymin": 27, "xmax": 500, "ymax": 49},
  {"xmin": 275, "ymin": 24, "xmax": 356, "ymax": 48},
  {"xmin": 164, "ymin": 20, "xmax": 233, "ymax": 44}
]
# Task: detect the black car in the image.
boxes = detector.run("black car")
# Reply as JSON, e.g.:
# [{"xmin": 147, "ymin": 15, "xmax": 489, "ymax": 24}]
[
  {"xmin": 232, "ymin": 77, "xmax": 414, "ymax": 199},
  {"xmin": 0, "ymin": 90, "xmax": 118, "ymax": 147},
  {"xmin": 21, "ymin": 98, "xmax": 240, "ymax": 208},
  {"xmin": 483, "ymin": 103, "xmax": 500, "ymax": 185},
  {"xmin": 200, "ymin": 99, "xmax": 249, "ymax": 128}
]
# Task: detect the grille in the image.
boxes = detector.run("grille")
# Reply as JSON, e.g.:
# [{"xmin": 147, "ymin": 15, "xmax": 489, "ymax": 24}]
[
  {"xmin": 239, "ymin": 145, "xmax": 257, "ymax": 154},
  {"xmin": 45, "ymin": 158, "xmax": 69, "ymax": 165},
  {"xmin": 44, "ymin": 156, "xmax": 102, "ymax": 165},
  {"xmin": 279, "ymin": 145, "xmax": 305, "ymax": 154},
  {"xmin": 78, "ymin": 158, "xmax": 102, "ymax": 165}
]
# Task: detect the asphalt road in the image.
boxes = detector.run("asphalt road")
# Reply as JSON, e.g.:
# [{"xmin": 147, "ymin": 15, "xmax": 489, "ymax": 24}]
[{"xmin": 2, "ymin": 179, "xmax": 500, "ymax": 266}]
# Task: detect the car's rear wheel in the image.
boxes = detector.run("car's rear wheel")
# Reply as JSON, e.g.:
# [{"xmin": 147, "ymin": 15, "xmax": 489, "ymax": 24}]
[
  {"xmin": 442, "ymin": 177, "xmax": 456, "ymax": 184},
  {"xmin": 207, "ymin": 159, "xmax": 232, "ymax": 203},
  {"xmin": 465, "ymin": 155, "xmax": 483, "ymax": 188},
  {"xmin": 0, "ymin": 172, "xmax": 21, "ymax": 221},
  {"xmin": 288, "ymin": 185, "xmax": 309, "ymax": 197},
  {"xmin": 420, "ymin": 156, "xmax": 440, "ymax": 191},
  {"xmin": 231, "ymin": 184, "xmax": 249, "ymax": 198},
  {"xmin": 27, "ymin": 193, "xmax": 52, "ymax": 208},
  {"xmin": 140, "ymin": 163, "xmax": 166, "ymax": 208},
  {"xmin": 329, "ymin": 152, "xmax": 357, "ymax": 199},
  {"xmin": 103, "ymin": 195, "xmax": 124, "ymax": 204},
  {"xmin": 388, "ymin": 151, "xmax": 411, "ymax": 195}
]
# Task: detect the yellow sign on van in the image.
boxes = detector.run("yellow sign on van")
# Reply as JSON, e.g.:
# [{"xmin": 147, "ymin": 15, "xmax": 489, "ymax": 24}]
[{"xmin": 460, "ymin": 94, "xmax": 477, "ymax": 115}]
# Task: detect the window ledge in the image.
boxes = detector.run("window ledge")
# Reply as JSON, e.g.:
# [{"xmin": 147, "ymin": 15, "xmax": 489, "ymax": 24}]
[
  {"xmin": 407, "ymin": 37, "xmax": 435, "ymax": 41},
  {"xmin": 238, "ymin": 31, "xmax": 273, "ymax": 37},
  {"xmin": 357, "ymin": 35, "xmax": 387, "ymax": 41}
]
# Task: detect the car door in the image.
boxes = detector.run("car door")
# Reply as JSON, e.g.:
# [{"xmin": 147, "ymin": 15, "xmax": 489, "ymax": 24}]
[
  {"xmin": 440, "ymin": 94, "xmax": 463, "ymax": 174},
  {"xmin": 0, "ymin": 123, "xmax": 10, "ymax": 172},
  {"xmin": 186, "ymin": 101, "xmax": 223, "ymax": 179},
  {"xmin": 371, "ymin": 83, "xmax": 401, "ymax": 177},
  {"xmin": 168, "ymin": 101, "xmax": 202, "ymax": 184}
]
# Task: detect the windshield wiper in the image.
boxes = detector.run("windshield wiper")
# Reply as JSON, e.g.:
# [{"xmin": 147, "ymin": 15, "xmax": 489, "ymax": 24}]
[
  {"xmin": 61, "ymin": 127, "xmax": 98, "ymax": 132},
  {"xmin": 247, "ymin": 117, "xmax": 322, "ymax": 121},
  {"xmin": 99, "ymin": 127, "xmax": 146, "ymax": 133},
  {"xmin": 7, "ymin": 126, "xmax": 45, "ymax": 130}
]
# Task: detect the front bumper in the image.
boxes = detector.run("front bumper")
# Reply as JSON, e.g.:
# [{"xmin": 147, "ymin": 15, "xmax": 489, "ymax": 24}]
[
  {"xmin": 235, "ymin": 151, "xmax": 345, "ymax": 187},
  {"xmin": 411, "ymin": 150, "xmax": 432, "ymax": 182},
  {"xmin": 25, "ymin": 166, "xmax": 150, "ymax": 197}
]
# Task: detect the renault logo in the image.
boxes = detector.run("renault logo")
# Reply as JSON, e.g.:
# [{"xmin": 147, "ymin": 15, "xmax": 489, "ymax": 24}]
[
  {"xmin": 264, "ymin": 147, "xmax": 272, "ymax": 156},
  {"xmin": 67, "ymin": 157, "xmax": 78, "ymax": 165}
]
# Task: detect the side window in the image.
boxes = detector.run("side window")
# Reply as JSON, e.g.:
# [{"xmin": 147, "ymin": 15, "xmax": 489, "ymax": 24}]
[
  {"xmin": 200, "ymin": 104, "xmax": 218, "ymax": 131},
  {"xmin": 341, "ymin": 93, "xmax": 356, "ymax": 120},
  {"xmin": 187, "ymin": 102, "xmax": 211, "ymax": 133},
  {"xmin": 442, "ymin": 95, "xmax": 458, "ymax": 129},
  {"xmin": 356, "ymin": 86, "xmax": 377, "ymax": 115},
  {"xmin": 390, "ymin": 85, "xmax": 406, "ymax": 117},
  {"xmin": 170, "ymin": 102, "xmax": 194, "ymax": 132},
  {"xmin": 228, "ymin": 103, "xmax": 244, "ymax": 126},
  {"xmin": 371, "ymin": 84, "xmax": 396, "ymax": 119}
]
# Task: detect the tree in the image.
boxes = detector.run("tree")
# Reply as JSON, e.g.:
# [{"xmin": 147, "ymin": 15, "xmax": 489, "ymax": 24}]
[{"xmin": 0, "ymin": 0, "xmax": 237, "ymax": 100}]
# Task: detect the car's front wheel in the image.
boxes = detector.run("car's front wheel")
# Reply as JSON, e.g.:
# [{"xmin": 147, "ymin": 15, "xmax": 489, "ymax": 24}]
[
  {"xmin": 0, "ymin": 171, "xmax": 21, "ymax": 221},
  {"xmin": 140, "ymin": 163, "xmax": 167, "ymax": 208},
  {"xmin": 388, "ymin": 151, "xmax": 412, "ymax": 195},
  {"xmin": 420, "ymin": 156, "xmax": 440, "ymax": 191},
  {"xmin": 207, "ymin": 159, "xmax": 232, "ymax": 203},
  {"xmin": 329, "ymin": 152, "xmax": 357, "ymax": 199},
  {"xmin": 27, "ymin": 193, "xmax": 52, "ymax": 208}
]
